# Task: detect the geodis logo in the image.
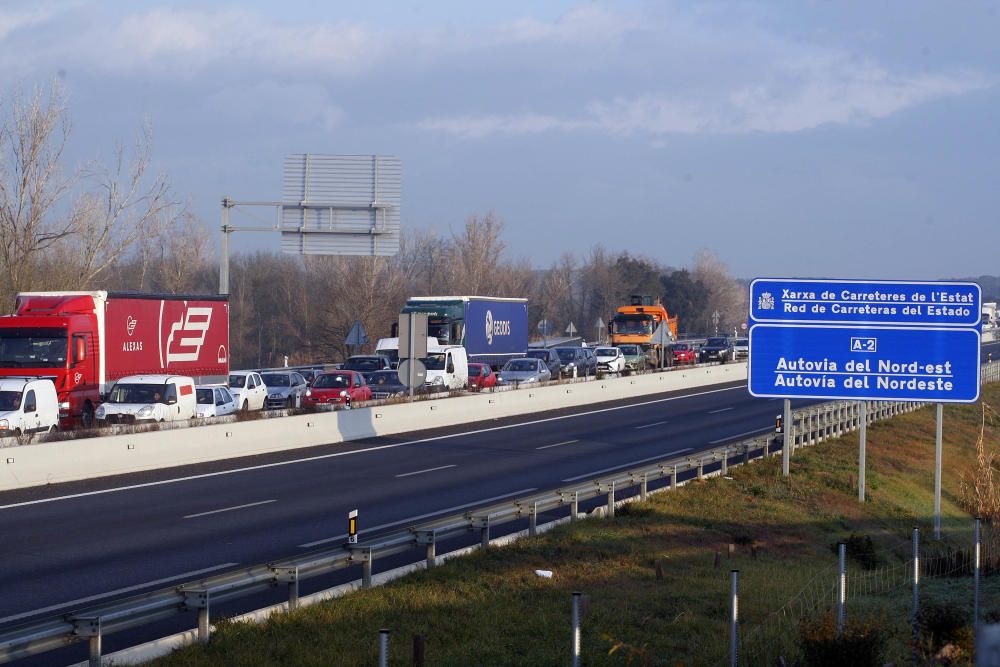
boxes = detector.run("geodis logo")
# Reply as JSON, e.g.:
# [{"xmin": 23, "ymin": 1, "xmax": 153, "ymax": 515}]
[
  {"xmin": 484, "ymin": 309, "xmax": 511, "ymax": 346},
  {"xmin": 159, "ymin": 303, "xmax": 213, "ymax": 366}
]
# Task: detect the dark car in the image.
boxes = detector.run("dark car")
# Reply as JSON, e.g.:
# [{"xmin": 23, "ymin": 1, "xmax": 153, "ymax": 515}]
[
  {"xmin": 365, "ymin": 370, "xmax": 408, "ymax": 400},
  {"xmin": 342, "ymin": 355, "xmax": 393, "ymax": 374},
  {"xmin": 554, "ymin": 347, "xmax": 597, "ymax": 377},
  {"xmin": 524, "ymin": 348, "xmax": 561, "ymax": 377},
  {"xmin": 699, "ymin": 337, "xmax": 734, "ymax": 364}
]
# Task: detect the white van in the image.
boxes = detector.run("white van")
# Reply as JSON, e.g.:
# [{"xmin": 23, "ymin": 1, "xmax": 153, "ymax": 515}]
[
  {"xmin": 96, "ymin": 375, "xmax": 197, "ymax": 424},
  {"xmin": 423, "ymin": 345, "xmax": 469, "ymax": 391},
  {"xmin": 0, "ymin": 377, "xmax": 59, "ymax": 436}
]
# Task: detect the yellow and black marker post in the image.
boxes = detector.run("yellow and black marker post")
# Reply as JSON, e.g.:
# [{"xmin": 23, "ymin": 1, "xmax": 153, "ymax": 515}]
[{"xmin": 348, "ymin": 509, "xmax": 358, "ymax": 544}]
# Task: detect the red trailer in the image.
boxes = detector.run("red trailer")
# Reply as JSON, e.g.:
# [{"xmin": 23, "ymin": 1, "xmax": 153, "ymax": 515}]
[{"xmin": 0, "ymin": 291, "xmax": 229, "ymax": 427}]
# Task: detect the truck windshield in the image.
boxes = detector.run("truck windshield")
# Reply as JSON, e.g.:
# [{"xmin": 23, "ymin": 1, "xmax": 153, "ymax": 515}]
[
  {"xmin": 0, "ymin": 328, "xmax": 68, "ymax": 367},
  {"xmin": 427, "ymin": 320, "xmax": 451, "ymax": 343},
  {"xmin": 422, "ymin": 353, "xmax": 446, "ymax": 370},
  {"xmin": 0, "ymin": 391, "xmax": 22, "ymax": 411},
  {"xmin": 109, "ymin": 383, "xmax": 168, "ymax": 404},
  {"xmin": 612, "ymin": 315, "xmax": 654, "ymax": 335}
]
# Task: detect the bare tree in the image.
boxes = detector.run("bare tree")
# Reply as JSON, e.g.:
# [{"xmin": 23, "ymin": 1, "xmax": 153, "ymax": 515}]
[
  {"xmin": 68, "ymin": 124, "xmax": 175, "ymax": 286},
  {"xmin": 0, "ymin": 84, "xmax": 78, "ymax": 304}
]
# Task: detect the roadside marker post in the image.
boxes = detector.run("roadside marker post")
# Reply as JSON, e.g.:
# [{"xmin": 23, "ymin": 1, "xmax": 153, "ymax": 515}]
[{"xmin": 348, "ymin": 509, "xmax": 358, "ymax": 545}]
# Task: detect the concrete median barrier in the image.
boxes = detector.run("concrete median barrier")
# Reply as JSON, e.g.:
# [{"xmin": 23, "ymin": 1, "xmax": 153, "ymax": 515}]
[{"xmin": 0, "ymin": 363, "xmax": 747, "ymax": 491}]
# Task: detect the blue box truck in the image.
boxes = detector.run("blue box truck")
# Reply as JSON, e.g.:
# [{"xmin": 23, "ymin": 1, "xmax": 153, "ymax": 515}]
[{"xmin": 396, "ymin": 296, "xmax": 528, "ymax": 369}]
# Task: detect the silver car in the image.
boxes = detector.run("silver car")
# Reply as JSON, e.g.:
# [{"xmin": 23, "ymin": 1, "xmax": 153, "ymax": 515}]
[
  {"xmin": 260, "ymin": 371, "xmax": 309, "ymax": 409},
  {"xmin": 497, "ymin": 358, "xmax": 552, "ymax": 386}
]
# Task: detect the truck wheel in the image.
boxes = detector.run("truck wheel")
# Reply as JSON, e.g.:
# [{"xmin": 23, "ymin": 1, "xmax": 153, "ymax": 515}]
[{"xmin": 48, "ymin": 425, "xmax": 58, "ymax": 433}]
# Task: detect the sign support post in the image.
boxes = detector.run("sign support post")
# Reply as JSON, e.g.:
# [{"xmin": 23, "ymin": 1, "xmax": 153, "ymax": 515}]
[
  {"xmin": 858, "ymin": 401, "xmax": 867, "ymax": 502},
  {"xmin": 934, "ymin": 403, "xmax": 943, "ymax": 540},
  {"xmin": 408, "ymin": 314, "xmax": 416, "ymax": 402},
  {"xmin": 782, "ymin": 399, "xmax": 792, "ymax": 476}
]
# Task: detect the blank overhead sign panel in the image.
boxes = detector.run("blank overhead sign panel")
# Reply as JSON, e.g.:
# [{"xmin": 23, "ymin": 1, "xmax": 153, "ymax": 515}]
[{"xmin": 281, "ymin": 154, "xmax": 401, "ymax": 256}]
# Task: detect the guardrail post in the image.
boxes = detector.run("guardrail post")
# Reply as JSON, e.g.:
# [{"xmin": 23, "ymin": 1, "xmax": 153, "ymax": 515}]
[
  {"xmin": 606, "ymin": 482, "xmax": 616, "ymax": 518},
  {"xmin": 571, "ymin": 591, "xmax": 582, "ymax": 667},
  {"xmin": 721, "ymin": 450, "xmax": 728, "ymax": 476},
  {"xmin": 640, "ymin": 473, "xmax": 648, "ymax": 501},
  {"xmin": 525, "ymin": 502, "xmax": 538, "ymax": 537},
  {"xmin": 271, "ymin": 566, "xmax": 299, "ymax": 610},
  {"xmin": 351, "ymin": 547, "xmax": 375, "ymax": 588},
  {"xmin": 379, "ymin": 628, "xmax": 390, "ymax": 667},
  {"xmin": 364, "ymin": 555, "xmax": 373, "ymax": 588},
  {"xmin": 415, "ymin": 530, "xmax": 437, "ymax": 569},
  {"xmin": 471, "ymin": 515, "xmax": 492, "ymax": 548},
  {"xmin": 671, "ymin": 464, "xmax": 678, "ymax": 490},
  {"xmin": 182, "ymin": 589, "xmax": 211, "ymax": 644},
  {"xmin": 561, "ymin": 491, "xmax": 579, "ymax": 521},
  {"xmin": 697, "ymin": 458, "xmax": 704, "ymax": 480},
  {"xmin": 72, "ymin": 617, "xmax": 101, "ymax": 667}
]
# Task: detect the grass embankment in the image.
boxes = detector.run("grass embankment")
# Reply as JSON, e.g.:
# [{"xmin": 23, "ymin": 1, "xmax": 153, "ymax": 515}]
[{"xmin": 152, "ymin": 386, "xmax": 1000, "ymax": 666}]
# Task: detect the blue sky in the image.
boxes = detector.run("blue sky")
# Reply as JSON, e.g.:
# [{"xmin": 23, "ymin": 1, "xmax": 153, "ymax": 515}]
[{"xmin": 2, "ymin": 1, "xmax": 997, "ymax": 279}]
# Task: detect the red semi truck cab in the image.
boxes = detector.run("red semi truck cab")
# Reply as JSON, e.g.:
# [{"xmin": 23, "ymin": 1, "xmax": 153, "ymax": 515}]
[{"xmin": 0, "ymin": 291, "xmax": 229, "ymax": 427}]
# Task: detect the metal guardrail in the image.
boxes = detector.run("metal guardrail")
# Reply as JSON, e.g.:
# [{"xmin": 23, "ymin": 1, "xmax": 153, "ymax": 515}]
[{"xmin": 3, "ymin": 361, "xmax": 998, "ymax": 665}]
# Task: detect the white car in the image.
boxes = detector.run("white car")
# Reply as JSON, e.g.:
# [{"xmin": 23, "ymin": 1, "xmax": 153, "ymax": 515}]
[
  {"xmin": 228, "ymin": 371, "xmax": 267, "ymax": 411},
  {"xmin": 595, "ymin": 347, "xmax": 625, "ymax": 374},
  {"xmin": 195, "ymin": 385, "xmax": 237, "ymax": 418},
  {"xmin": 96, "ymin": 375, "xmax": 197, "ymax": 424},
  {"xmin": 0, "ymin": 377, "xmax": 60, "ymax": 437}
]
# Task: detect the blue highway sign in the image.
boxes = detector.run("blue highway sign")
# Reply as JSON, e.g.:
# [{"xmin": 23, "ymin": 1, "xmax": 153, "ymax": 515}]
[
  {"xmin": 748, "ymin": 325, "xmax": 981, "ymax": 402},
  {"xmin": 750, "ymin": 279, "xmax": 981, "ymax": 328}
]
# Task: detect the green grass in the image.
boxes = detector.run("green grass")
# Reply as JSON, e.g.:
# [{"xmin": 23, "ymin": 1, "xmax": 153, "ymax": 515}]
[{"xmin": 151, "ymin": 386, "xmax": 1000, "ymax": 666}]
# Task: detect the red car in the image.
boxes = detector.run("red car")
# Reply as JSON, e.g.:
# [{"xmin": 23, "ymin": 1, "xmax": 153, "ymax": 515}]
[
  {"xmin": 304, "ymin": 371, "xmax": 372, "ymax": 407},
  {"xmin": 468, "ymin": 363, "xmax": 497, "ymax": 391},
  {"xmin": 668, "ymin": 342, "xmax": 697, "ymax": 364}
]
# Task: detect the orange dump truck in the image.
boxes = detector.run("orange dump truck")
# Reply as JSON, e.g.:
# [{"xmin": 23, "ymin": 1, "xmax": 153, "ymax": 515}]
[{"xmin": 608, "ymin": 295, "xmax": 678, "ymax": 364}]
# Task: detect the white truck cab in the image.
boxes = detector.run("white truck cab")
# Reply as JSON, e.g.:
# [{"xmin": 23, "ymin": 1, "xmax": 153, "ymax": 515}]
[
  {"xmin": 0, "ymin": 377, "xmax": 59, "ymax": 436},
  {"xmin": 375, "ymin": 336, "xmax": 442, "ymax": 369},
  {"xmin": 96, "ymin": 374, "xmax": 197, "ymax": 424}
]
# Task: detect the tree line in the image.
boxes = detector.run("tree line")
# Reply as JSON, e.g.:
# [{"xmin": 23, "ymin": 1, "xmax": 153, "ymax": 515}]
[{"xmin": 0, "ymin": 84, "xmax": 749, "ymax": 369}]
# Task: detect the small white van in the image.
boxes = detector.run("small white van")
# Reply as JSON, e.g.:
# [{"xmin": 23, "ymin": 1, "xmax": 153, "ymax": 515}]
[
  {"xmin": 423, "ymin": 345, "xmax": 469, "ymax": 391},
  {"xmin": 0, "ymin": 377, "xmax": 59, "ymax": 436},
  {"xmin": 96, "ymin": 375, "xmax": 197, "ymax": 424}
]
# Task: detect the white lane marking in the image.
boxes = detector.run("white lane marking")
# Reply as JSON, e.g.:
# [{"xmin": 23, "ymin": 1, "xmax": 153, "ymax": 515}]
[
  {"xmin": 708, "ymin": 426, "xmax": 775, "ymax": 445},
  {"xmin": 0, "ymin": 385, "xmax": 742, "ymax": 511},
  {"xmin": 0, "ymin": 562, "xmax": 239, "ymax": 625},
  {"xmin": 298, "ymin": 487, "xmax": 538, "ymax": 548},
  {"xmin": 395, "ymin": 464, "xmax": 457, "ymax": 478},
  {"xmin": 536, "ymin": 440, "xmax": 578, "ymax": 450},
  {"xmin": 634, "ymin": 421, "xmax": 668, "ymax": 430},
  {"xmin": 184, "ymin": 499, "xmax": 277, "ymax": 519},
  {"xmin": 561, "ymin": 448, "xmax": 694, "ymax": 482},
  {"xmin": 707, "ymin": 407, "xmax": 734, "ymax": 414}
]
